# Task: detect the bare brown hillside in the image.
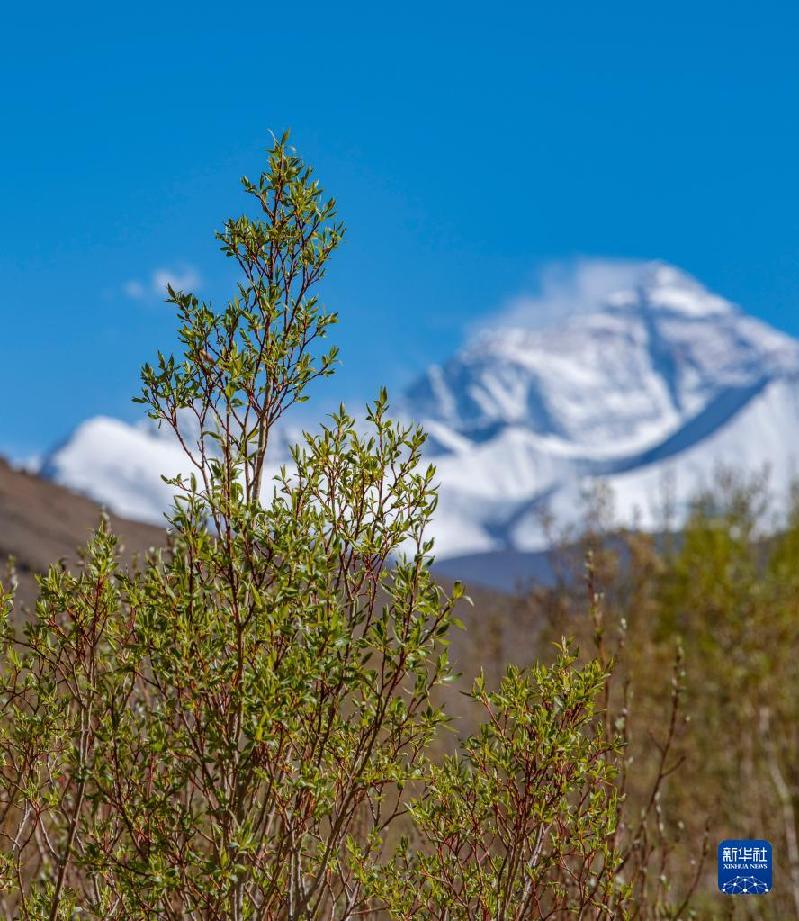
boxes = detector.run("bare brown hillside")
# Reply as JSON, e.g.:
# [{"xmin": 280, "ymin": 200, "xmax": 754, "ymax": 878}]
[{"xmin": 0, "ymin": 457, "xmax": 165, "ymax": 607}]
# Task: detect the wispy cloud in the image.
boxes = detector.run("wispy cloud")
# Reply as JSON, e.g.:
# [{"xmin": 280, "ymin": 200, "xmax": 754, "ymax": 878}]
[
  {"xmin": 122, "ymin": 266, "xmax": 202, "ymax": 302},
  {"xmin": 151, "ymin": 267, "xmax": 202, "ymax": 295},
  {"xmin": 471, "ymin": 257, "xmax": 656, "ymax": 339},
  {"xmin": 122, "ymin": 279, "xmax": 146, "ymax": 300}
]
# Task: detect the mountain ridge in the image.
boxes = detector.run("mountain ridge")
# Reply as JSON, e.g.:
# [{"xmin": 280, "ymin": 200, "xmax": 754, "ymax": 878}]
[{"xmin": 36, "ymin": 261, "xmax": 799, "ymax": 581}]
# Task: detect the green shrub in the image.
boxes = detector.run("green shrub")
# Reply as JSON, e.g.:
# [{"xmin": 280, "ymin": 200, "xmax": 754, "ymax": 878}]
[{"xmin": 0, "ymin": 136, "xmax": 689, "ymax": 920}]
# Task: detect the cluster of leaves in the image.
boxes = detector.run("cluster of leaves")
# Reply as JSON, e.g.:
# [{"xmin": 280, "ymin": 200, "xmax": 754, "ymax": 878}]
[
  {"xmin": 532, "ymin": 473, "xmax": 799, "ymax": 920},
  {"xmin": 359, "ymin": 645, "xmax": 628, "ymax": 919},
  {"xmin": 0, "ymin": 135, "xmax": 690, "ymax": 920}
]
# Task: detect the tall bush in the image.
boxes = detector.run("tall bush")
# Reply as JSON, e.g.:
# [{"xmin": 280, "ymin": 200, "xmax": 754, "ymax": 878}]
[{"xmin": 0, "ymin": 136, "xmax": 688, "ymax": 920}]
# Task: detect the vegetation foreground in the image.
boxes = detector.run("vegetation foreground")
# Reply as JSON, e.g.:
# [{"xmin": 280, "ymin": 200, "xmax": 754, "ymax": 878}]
[{"xmin": 0, "ymin": 137, "xmax": 792, "ymax": 920}]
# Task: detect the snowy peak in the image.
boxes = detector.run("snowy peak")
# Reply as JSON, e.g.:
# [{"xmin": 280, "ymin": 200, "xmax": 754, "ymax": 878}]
[
  {"xmin": 603, "ymin": 261, "xmax": 734, "ymax": 317},
  {"xmin": 405, "ymin": 263, "xmax": 799, "ymax": 461},
  {"xmin": 35, "ymin": 261, "xmax": 799, "ymax": 575}
]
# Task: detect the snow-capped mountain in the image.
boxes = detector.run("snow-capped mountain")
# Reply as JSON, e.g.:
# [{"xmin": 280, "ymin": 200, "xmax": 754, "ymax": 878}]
[
  {"xmin": 406, "ymin": 262, "xmax": 799, "ymax": 559},
  {"xmin": 38, "ymin": 261, "xmax": 799, "ymax": 581},
  {"xmin": 40, "ymin": 417, "xmax": 190, "ymax": 524}
]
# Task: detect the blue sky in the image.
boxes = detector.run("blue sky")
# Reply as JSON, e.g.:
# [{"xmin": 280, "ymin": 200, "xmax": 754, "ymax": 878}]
[{"xmin": 4, "ymin": 1, "xmax": 799, "ymax": 458}]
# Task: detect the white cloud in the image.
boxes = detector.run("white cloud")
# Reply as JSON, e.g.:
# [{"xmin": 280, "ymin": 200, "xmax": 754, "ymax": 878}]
[
  {"xmin": 122, "ymin": 279, "xmax": 146, "ymax": 300},
  {"xmin": 152, "ymin": 266, "xmax": 202, "ymax": 296},
  {"xmin": 122, "ymin": 266, "xmax": 202, "ymax": 302},
  {"xmin": 472, "ymin": 257, "xmax": 657, "ymax": 338}
]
